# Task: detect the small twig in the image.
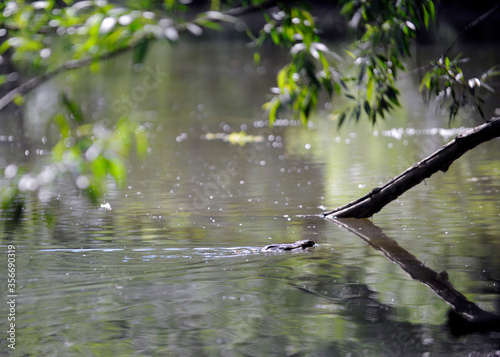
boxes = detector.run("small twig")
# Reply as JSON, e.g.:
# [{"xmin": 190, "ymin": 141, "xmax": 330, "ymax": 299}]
[
  {"xmin": 0, "ymin": 47, "xmax": 130, "ymax": 112},
  {"xmin": 221, "ymin": 0, "xmax": 279, "ymax": 17},
  {"xmin": 442, "ymin": 2, "xmax": 500, "ymax": 59},
  {"xmin": 404, "ymin": 3, "xmax": 500, "ymax": 80}
]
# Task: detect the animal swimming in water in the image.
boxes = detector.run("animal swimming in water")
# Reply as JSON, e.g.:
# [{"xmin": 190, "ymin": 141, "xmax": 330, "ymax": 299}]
[{"xmin": 261, "ymin": 239, "xmax": 316, "ymax": 252}]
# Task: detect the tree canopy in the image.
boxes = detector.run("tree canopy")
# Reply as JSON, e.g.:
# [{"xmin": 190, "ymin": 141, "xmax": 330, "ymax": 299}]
[{"xmin": 1, "ymin": 0, "xmax": 499, "ymax": 222}]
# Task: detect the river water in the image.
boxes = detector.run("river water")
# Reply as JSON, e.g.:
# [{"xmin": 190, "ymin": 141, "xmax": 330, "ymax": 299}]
[{"xmin": 1, "ymin": 39, "xmax": 500, "ymax": 356}]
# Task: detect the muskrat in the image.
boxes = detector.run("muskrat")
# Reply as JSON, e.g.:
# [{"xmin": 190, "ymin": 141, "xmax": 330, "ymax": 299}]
[{"xmin": 261, "ymin": 239, "xmax": 316, "ymax": 252}]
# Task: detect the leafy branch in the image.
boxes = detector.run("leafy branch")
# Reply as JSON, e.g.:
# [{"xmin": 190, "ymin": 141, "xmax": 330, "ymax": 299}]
[
  {"xmin": 0, "ymin": 0, "xmax": 271, "ymax": 111},
  {"xmin": 260, "ymin": 0, "xmax": 437, "ymax": 126},
  {"xmin": 1, "ymin": 93, "xmax": 148, "ymax": 222},
  {"xmin": 0, "ymin": 0, "xmax": 282, "ymax": 222},
  {"xmin": 257, "ymin": 5, "xmax": 342, "ymax": 125},
  {"xmin": 420, "ymin": 56, "xmax": 499, "ymax": 122}
]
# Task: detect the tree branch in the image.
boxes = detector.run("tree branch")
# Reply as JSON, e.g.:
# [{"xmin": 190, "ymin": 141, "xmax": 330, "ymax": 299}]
[
  {"xmin": 220, "ymin": 0, "xmax": 279, "ymax": 17},
  {"xmin": 405, "ymin": 2, "xmax": 500, "ymax": 79},
  {"xmin": 0, "ymin": 1, "xmax": 281, "ymax": 112},
  {"xmin": 0, "ymin": 47, "xmax": 131, "ymax": 112},
  {"xmin": 324, "ymin": 117, "xmax": 500, "ymax": 218},
  {"xmin": 442, "ymin": 2, "xmax": 500, "ymax": 59}
]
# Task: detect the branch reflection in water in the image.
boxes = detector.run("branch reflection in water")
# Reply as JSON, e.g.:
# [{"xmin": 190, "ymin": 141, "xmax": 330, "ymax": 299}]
[{"xmin": 325, "ymin": 217, "xmax": 500, "ymax": 334}]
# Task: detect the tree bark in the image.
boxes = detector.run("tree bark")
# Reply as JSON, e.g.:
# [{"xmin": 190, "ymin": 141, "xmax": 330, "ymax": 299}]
[{"xmin": 324, "ymin": 117, "xmax": 500, "ymax": 218}]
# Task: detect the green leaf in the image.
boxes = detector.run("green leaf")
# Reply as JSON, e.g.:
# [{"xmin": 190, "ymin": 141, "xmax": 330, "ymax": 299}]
[
  {"xmin": 85, "ymin": 185, "xmax": 101, "ymax": 205},
  {"xmin": 133, "ymin": 39, "xmax": 149, "ymax": 65},
  {"xmin": 254, "ymin": 52, "xmax": 261, "ymax": 64},
  {"xmin": 340, "ymin": 2, "xmax": 354, "ymax": 16},
  {"xmin": 345, "ymin": 50, "xmax": 356, "ymax": 59},
  {"xmin": 107, "ymin": 157, "xmax": 126, "ymax": 188},
  {"xmin": 357, "ymin": 63, "xmax": 366, "ymax": 84},
  {"xmin": 199, "ymin": 20, "xmax": 223, "ymax": 32},
  {"xmin": 277, "ymin": 67, "xmax": 287, "ymax": 90},
  {"xmin": 90, "ymin": 60, "xmax": 101, "ymax": 73},
  {"xmin": 0, "ymin": 186, "xmax": 24, "ymax": 225},
  {"xmin": 420, "ymin": 72, "xmax": 432, "ymax": 92},
  {"xmin": 428, "ymin": 1, "xmax": 435, "ymax": 21},
  {"xmin": 60, "ymin": 93, "xmax": 84, "ymax": 124},
  {"xmin": 270, "ymin": 28, "xmax": 280, "ymax": 44},
  {"xmin": 363, "ymin": 100, "xmax": 371, "ymax": 116},
  {"xmin": 90, "ymin": 156, "xmax": 107, "ymax": 183},
  {"xmin": 385, "ymin": 86, "xmax": 400, "ymax": 106},
  {"xmin": 299, "ymin": 108, "xmax": 307, "ymax": 125},
  {"xmin": 134, "ymin": 127, "xmax": 149, "ymax": 159},
  {"xmin": 475, "ymin": 100, "xmax": 485, "ymax": 119},
  {"xmin": 366, "ymin": 75, "xmax": 374, "ymax": 102},
  {"xmin": 13, "ymin": 94, "xmax": 25, "ymax": 106},
  {"xmin": 54, "ymin": 113, "xmax": 71, "ymax": 138},
  {"xmin": 210, "ymin": 0, "xmax": 221, "ymax": 11},
  {"xmin": 423, "ymin": 7, "xmax": 429, "ymax": 29},
  {"xmin": 354, "ymin": 104, "xmax": 361, "ymax": 122},
  {"xmin": 321, "ymin": 76, "xmax": 333, "ymax": 96},
  {"xmin": 333, "ymin": 81, "xmax": 342, "ymax": 94},
  {"xmin": 337, "ymin": 112, "xmax": 346, "ymax": 127},
  {"xmin": 0, "ymin": 39, "xmax": 11, "ymax": 55},
  {"xmin": 265, "ymin": 97, "xmax": 281, "ymax": 126}
]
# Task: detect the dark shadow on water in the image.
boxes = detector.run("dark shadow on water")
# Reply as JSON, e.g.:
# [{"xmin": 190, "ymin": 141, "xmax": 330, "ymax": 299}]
[{"xmin": 325, "ymin": 217, "xmax": 500, "ymax": 336}]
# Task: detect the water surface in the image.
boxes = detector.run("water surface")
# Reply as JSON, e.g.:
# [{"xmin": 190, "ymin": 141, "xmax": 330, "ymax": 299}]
[{"xmin": 1, "ymin": 39, "xmax": 500, "ymax": 356}]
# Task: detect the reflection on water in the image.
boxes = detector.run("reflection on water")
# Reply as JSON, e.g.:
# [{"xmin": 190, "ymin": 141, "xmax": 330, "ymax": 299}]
[{"xmin": 1, "ymin": 39, "xmax": 500, "ymax": 356}]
